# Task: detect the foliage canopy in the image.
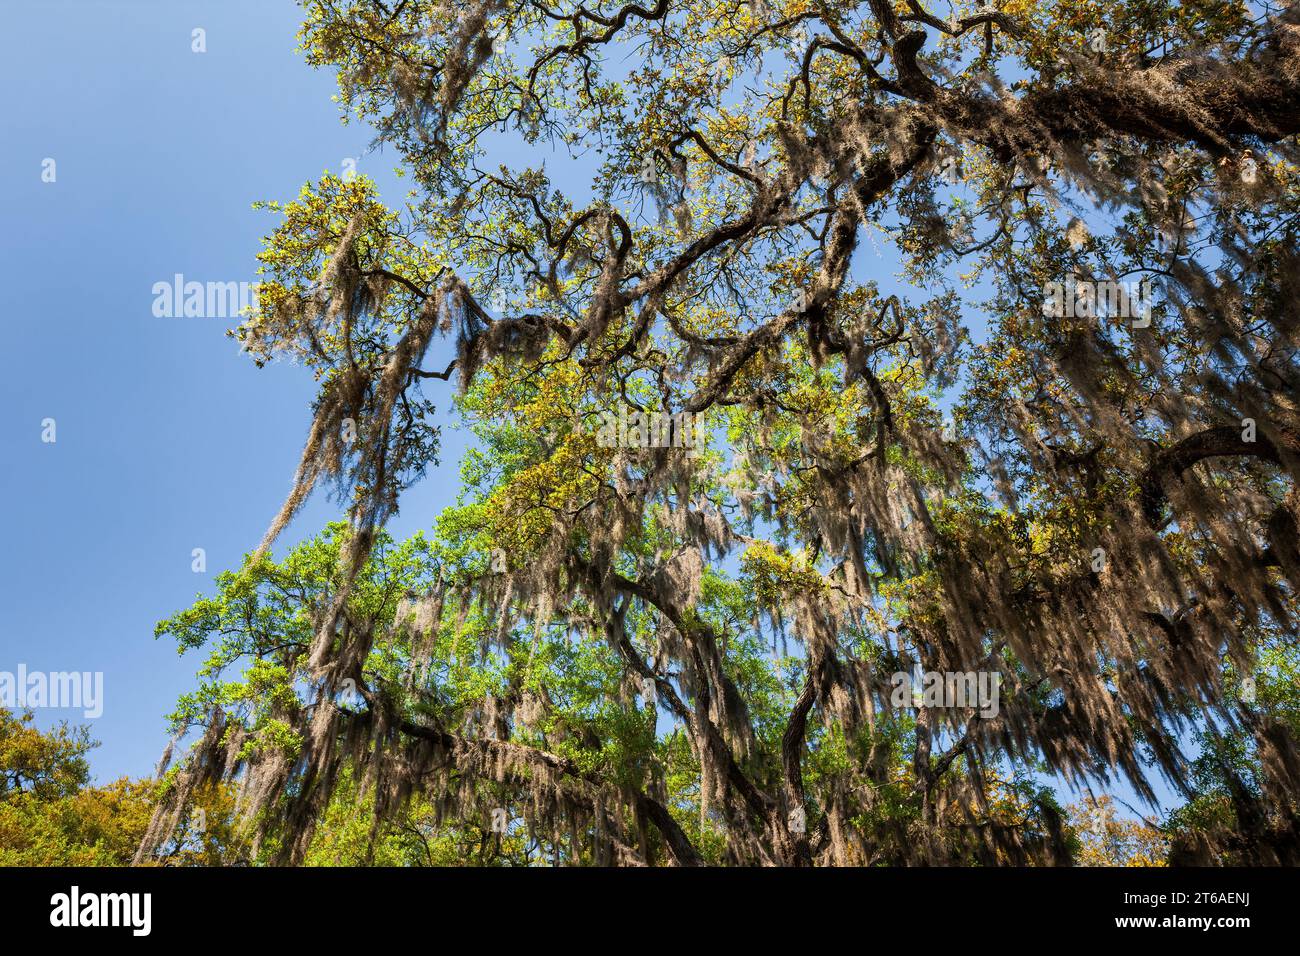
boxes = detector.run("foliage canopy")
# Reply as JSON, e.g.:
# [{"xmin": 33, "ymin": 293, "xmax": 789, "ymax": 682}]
[{"xmin": 140, "ymin": 0, "xmax": 1300, "ymax": 865}]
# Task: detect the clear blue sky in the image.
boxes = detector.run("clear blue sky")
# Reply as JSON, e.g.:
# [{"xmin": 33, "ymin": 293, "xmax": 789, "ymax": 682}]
[
  {"xmin": 0, "ymin": 0, "xmax": 470, "ymax": 782},
  {"xmin": 1, "ymin": 0, "xmax": 1177, "ymax": 817}
]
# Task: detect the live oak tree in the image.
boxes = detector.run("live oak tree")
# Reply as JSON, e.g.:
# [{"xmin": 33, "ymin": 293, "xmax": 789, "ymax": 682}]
[
  {"xmin": 139, "ymin": 0, "xmax": 1300, "ymax": 865},
  {"xmin": 1164, "ymin": 635, "xmax": 1300, "ymax": 863}
]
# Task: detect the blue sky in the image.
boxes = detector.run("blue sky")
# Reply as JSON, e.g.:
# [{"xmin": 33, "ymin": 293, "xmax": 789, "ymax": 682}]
[
  {"xmin": 0, "ymin": 0, "xmax": 470, "ymax": 781},
  {"xmin": 1, "ymin": 0, "xmax": 1178, "ymax": 818}
]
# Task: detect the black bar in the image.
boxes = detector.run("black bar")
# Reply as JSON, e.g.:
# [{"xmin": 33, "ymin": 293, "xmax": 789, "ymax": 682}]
[{"xmin": 0, "ymin": 866, "xmax": 1289, "ymax": 943}]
